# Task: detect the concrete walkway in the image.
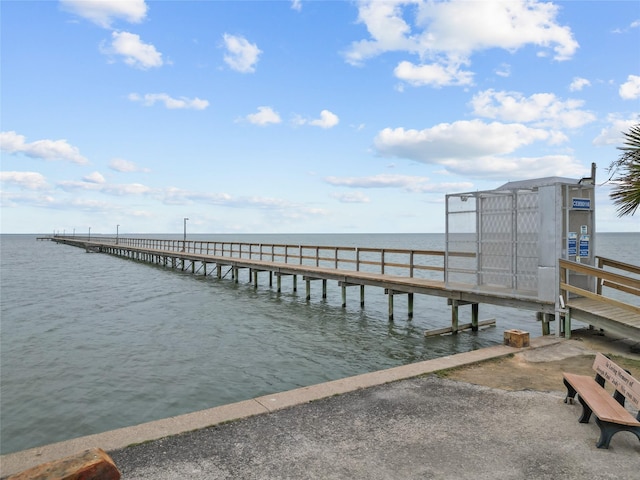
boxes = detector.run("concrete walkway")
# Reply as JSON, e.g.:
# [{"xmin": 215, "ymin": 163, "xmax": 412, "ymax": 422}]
[{"xmin": 2, "ymin": 336, "xmax": 639, "ymax": 478}]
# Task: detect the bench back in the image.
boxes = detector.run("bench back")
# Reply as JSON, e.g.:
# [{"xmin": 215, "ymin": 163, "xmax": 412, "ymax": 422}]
[{"xmin": 592, "ymin": 352, "xmax": 640, "ymax": 410}]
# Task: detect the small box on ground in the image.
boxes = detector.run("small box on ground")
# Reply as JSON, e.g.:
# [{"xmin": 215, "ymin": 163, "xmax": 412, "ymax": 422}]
[{"xmin": 503, "ymin": 329, "xmax": 530, "ymax": 348}]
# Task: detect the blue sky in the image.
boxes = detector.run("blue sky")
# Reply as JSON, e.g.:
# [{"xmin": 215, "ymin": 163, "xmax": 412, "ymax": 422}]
[{"xmin": 1, "ymin": 0, "xmax": 639, "ymax": 235}]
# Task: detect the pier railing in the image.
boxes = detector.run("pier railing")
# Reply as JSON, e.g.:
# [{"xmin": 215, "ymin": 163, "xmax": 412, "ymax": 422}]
[
  {"xmin": 55, "ymin": 235, "xmax": 474, "ymax": 281},
  {"xmin": 559, "ymin": 257, "xmax": 640, "ymax": 314}
]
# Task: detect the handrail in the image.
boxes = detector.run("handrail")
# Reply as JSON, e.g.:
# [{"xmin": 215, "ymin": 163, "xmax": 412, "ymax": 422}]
[
  {"xmin": 595, "ymin": 256, "xmax": 640, "ymax": 296},
  {"xmin": 596, "ymin": 256, "xmax": 640, "ymax": 275},
  {"xmin": 52, "ymin": 235, "xmax": 474, "ymax": 281},
  {"xmin": 559, "ymin": 258, "xmax": 640, "ymax": 315}
]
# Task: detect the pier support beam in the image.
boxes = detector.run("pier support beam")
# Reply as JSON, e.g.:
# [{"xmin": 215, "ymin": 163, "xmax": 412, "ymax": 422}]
[
  {"xmin": 303, "ymin": 277, "xmax": 329, "ymax": 302},
  {"xmin": 339, "ymin": 282, "xmax": 361, "ymax": 308},
  {"xmin": 536, "ymin": 312, "xmax": 555, "ymax": 336},
  {"xmin": 472, "ymin": 303, "xmax": 479, "ymax": 331},
  {"xmin": 385, "ymin": 289, "xmax": 414, "ymax": 321},
  {"xmin": 408, "ymin": 293, "xmax": 414, "ymax": 319},
  {"xmin": 448, "ymin": 299, "xmax": 480, "ymax": 334}
]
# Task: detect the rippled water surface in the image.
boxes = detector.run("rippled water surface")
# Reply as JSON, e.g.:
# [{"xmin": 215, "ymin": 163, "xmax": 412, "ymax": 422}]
[{"xmin": 0, "ymin": 232, "xmax": 636, "ymax": 454}]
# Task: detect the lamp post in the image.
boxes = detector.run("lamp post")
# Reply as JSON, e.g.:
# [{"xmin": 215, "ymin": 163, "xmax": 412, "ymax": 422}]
[
  {"xmin": 116, "ymin": 224, "xmax": 120, "ymax": 245},
  {"xmin": 88, "ymin": 227, "xmax": 91, "ymax": 241},
  {"xmin": 183, "ymin": 217, "xmax": 189, "ymax": 251}
]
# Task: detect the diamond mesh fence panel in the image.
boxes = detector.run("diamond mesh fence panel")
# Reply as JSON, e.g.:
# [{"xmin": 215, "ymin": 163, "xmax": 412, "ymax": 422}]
[{"xmin": 447, "ymin": 190, "xmax": 539, "ymax": 297}]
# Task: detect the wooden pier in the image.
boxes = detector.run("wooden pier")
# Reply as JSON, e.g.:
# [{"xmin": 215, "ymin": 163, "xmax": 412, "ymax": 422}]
[
  {"xmin": 559, "ymin": 258, "xmax": 640, "ymax": 340},
  {"xmin": 48, "ymin": 236, "xmax": 639, "ymax": 340}
]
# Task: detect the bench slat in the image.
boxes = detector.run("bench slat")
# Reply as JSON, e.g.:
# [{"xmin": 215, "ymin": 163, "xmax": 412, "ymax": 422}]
[{"xmin": 563, "ymin": 373, "xmax": 640, "ymax": 427}]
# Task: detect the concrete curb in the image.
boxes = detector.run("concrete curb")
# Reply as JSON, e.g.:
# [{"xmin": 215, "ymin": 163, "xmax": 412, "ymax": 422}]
[{"xmin": 0, "ymin": 336, "xmax": 563, "ymax": 477}]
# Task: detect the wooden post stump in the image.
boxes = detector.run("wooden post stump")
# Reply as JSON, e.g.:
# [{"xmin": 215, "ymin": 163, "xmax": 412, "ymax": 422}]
[{"xmin": 7, "ymin": 448, "xmax": 120, "ymax": 480}]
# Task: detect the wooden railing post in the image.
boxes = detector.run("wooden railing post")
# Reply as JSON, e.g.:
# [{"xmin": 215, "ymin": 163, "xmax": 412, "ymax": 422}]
[{"xmin": 410, "ymin": 251, "xmax": 414, "ymax": 278}]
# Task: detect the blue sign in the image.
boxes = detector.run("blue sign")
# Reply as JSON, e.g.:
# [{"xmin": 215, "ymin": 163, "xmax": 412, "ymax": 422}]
[
  {"xmin": 572, "ymin": 198, "xmax": 591, "ymax": 210},
  {"xmin": 568, "ymin": 232, "xmax": 577, "ymax": 256},
  {"xmin": 579, "ymin": 235, "xmax": 589, "ymax": 257}
]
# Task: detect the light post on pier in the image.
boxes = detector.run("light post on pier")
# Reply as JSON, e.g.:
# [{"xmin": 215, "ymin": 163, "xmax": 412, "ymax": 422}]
[
  {"xmin": 183, "ymin": 217, "xmax": 189, "ymax": 251},
  {"xmin": 88, "ymin": 227, "xmax": 91, "ymax": 241},
  {"xmin": 116, "ymin": 224, "xmax": 120, "ymax": 245}
]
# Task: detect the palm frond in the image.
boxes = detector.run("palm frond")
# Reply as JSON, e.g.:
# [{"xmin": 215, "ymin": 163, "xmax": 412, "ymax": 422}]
[{"xmin": 608, "ymin": 123, "xmax": 640, "ymax": 217}]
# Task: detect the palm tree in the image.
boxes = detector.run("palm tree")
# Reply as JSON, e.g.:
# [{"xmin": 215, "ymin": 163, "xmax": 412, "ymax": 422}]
[{"xmin": 608, "ymin": 123, "xmax": 640, "ymax": 217}]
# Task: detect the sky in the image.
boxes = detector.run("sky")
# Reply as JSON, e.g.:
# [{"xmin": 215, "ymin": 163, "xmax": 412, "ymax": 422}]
[{"xmin": 1, "ymin": 0, "xmax": 639, "ymax": 235}]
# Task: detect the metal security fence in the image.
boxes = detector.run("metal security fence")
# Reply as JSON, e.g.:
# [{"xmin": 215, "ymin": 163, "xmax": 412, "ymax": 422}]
[{"xmin": 446, "ymin": 188, "xmax": 540, "ymax": 296}]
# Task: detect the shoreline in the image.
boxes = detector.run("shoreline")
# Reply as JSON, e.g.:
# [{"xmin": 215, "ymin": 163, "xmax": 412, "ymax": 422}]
[{"xmin": 1, "ymin": 336, "xmax": 560, "ymax": 477}]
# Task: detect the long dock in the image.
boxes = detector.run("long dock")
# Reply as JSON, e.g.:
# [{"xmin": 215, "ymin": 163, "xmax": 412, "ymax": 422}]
[{"xmin": 49, "ymin": 236, "xmax": 639, "ymax": 340}]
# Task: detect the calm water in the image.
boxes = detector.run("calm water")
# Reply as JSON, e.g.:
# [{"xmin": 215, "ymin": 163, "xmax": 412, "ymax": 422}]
[{"xmin": 0, "ymin": 232, "xmax": 637, "ymax": 454}]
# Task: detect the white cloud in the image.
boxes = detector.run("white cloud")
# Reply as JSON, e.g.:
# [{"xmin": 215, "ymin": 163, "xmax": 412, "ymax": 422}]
[
  {"xmin": 296, "ymin": 110, "xmax": 340, "ymax": 129},
  {"xmin": 619, "ymin": 74, "xmax": 640, "ymax": 100},
  {"xmin": 569, "ymin": 77, "xmax": 591, "ymax": 92},
  {"xmin": 222, "ymin": 34, "xmax": 261, "ymax": 73},
  {"xmin": 60, "ymin": 0, "xmax": 148, "ymax": 28},
  {"xmin": 109, "ymin": 158, "xmax": 150, "ymax": 173},
  {"xmin": 291, "ymin": 0, "xmax": 302, "ymax": 12},
  {"xmin": 326, "ymin": 175, "xmax": 474, "ymax": 194},
  {"xmin": 102, "ymin": 31, "xmax": 163, "ymax": 69},
  {"xmin": 331, "ymin": 192, "xmax": 371, "ymax": 203},
  {"xmin": 83, "ymin": 171, "xmax": 106, "ymax": 184},
  {"xmin": 593, "ymin": 116, "xmax": 639, "ymax": 146},
  {"xmin": 613, "ymin": 19, "xmax": 640, "ymax": 34},
  {"xmin": 108, "ymin": 158, "xmax": 150, "ymax": 173},
  {"xmin": 325, "ymin": 174, "xmax": 431, "ymax": 191},
  {"xmin": 470, "ymin": 89, "xmax": 596, "ymax": 129},
  {"xmin": 103, "ymin": 183, "xmax": 151, "ymax": 195},
  {"xmin": 371, "ymin": 119, "xmax": 585, "ymax": 179},
  {"xmin": 394, "ymin": 60, "xmax": 473, "ymax": 87},
  {"xmin": 415, "ymin": 0, "xmax": 578, "ymax": 60},
  {"xmin": 0, "ymin": 131, "xmax": 88, "ymax": 164},
  {"xmin": 374, "ymin": 120, "xmax": 559, "ymax": 162},
  {"xmin": 310, "ymin": 110, "xmax": 340, "ymax": 129},
  {"xmin": 58, "ymin": 179, "xmax": 151, "ymax": 196},
  {"xmin": 495, "ymin": 63, "xmax": 511, "ymax": 78},
  {"xmin": 0, "ymin": 171, "xmax": 49, "ymax": 190},
  {"xmin": 128, "ymin": 93, "xmax": 209, "ymax": 110},
  {"xmin": 246, "ymin": 106, "xmax": 282, "ymax": 126},
  {"xmin": 440, "ymin": 154, "xmax": 585, "ymax": 179},
  {"xmin": 345, "ymin": 0, "xmax": 578, "ymax": 88}
]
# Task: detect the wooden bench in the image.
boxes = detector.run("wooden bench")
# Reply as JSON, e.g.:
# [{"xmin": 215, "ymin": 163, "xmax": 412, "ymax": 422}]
[{"xmin": 563, "ymin": 352, "xmax": 640, "ymax": 448}]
